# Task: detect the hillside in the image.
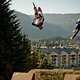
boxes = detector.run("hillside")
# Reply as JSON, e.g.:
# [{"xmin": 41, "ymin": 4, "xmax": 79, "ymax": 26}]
[
  {"xmin": 15, "ymin": 11, "xmax": 80, "ymax": 40},
  {"xmin": 44, "ymin": 13, "xmax": 80, "ymax": 31}
]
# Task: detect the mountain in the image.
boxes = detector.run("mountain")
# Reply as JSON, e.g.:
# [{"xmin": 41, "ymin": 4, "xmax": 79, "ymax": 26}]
[{"xmin": 15, "ymin": 11, "xmax": 80, "ymax": 40}]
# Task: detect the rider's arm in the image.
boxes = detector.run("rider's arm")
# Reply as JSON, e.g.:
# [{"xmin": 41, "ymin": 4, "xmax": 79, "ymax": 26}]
[
  {"xmin": 38, "ymin": 11, "xmax": 44, "ymax": 21},
  {"xmin": 33, "ymin": 2, "xmax": 36, "ymax": 9}
]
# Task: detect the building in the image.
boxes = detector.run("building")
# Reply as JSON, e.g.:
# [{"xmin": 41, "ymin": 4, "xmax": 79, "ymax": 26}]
[{"xmin": 38, "ymin": 47, "xmax": 80, "ymax": 68}]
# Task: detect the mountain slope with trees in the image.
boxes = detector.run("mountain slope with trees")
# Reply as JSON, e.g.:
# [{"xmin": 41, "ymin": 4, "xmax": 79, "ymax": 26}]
[{"xmin": 15, "ymin": 12, "xmax": 80, "ymax": 40}]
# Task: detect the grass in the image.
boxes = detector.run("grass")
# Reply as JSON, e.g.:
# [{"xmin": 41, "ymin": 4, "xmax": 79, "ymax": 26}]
[{"xmin": 33, "ymin": 69, "xmax": 80, "ymax": 80}]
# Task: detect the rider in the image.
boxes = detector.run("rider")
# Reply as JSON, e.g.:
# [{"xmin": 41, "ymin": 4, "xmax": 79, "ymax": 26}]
[
  {"xmin": 32, "ymin": 3, "xmax": 44, "ymax": 30},
  {"xmin": 70, "ymin": 18, "xmax": 80, "ymax": 39},
  {"xmin": 73, "ymin": 18, "xmax": 80, "ymax": 32}
]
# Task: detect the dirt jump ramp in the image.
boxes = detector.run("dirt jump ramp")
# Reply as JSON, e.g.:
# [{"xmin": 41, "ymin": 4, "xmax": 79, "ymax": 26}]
[{"xmin": 11, "ymin": 72, "xmax": 35, "ymax": 80}]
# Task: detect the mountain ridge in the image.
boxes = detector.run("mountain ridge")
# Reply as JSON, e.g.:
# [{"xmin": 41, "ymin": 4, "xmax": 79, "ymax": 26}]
[{"xmin": 15, "ymin": 11, "xmax": 80, "ymax": 40}]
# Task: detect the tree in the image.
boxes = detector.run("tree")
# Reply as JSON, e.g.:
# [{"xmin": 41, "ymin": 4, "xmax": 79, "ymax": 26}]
[
  {"xmin": 13, "ymin": 34, "xmax": 31, "ymax": 72},
  {"xmin": 37, "ymin": 52, "xmax": 52, "ymax": 69},
  {"xmin": 0, "ymin": 0, "xmax": 31, "ymax": 80},
  {"xmin": 29, "ymin": 51, "xmax": 39, "ymax": 69}
]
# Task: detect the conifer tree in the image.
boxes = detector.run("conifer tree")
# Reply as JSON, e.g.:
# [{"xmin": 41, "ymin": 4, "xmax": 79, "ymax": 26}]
[{"xmin": 0, "ymin": 0, "xmax": 31, "ymax": 79}]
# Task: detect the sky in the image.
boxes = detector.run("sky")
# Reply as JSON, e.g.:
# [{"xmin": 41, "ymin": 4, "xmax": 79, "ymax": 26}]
[{"xmin": 10, "ymin": 0, "xmax": 80, "ymax": 15}]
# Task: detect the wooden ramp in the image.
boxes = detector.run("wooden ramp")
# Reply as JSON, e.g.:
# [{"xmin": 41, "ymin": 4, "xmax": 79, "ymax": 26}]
[
  {"xmin": 11, "ymin": 72, "xmax": 34, "ymax": 80},
  {"xmin": 64, "ymin": 74, "xmax": 80, "ymax": 80}
]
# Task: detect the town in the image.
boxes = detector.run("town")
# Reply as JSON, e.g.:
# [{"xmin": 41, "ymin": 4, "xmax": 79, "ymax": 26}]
[{"xmin": 31, "ymin": 37, "xmax": 80, "ymax": 69}]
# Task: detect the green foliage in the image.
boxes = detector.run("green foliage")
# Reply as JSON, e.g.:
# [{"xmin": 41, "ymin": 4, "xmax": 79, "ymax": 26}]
[
  {"xmin": 27, "ymin": 51, "xmax": 52, "ymax": 69},
  {"xmin": 32, "ymin": 36, "xmax": 80, "ymax": 48},
  {"xmin": 35, "ymin": 70, "xmax": 64, "ymax": 80},
  {"xmin": 27, "ymin": 51, "xmax": 39, "ymax": 70},
  {"xmin": 0, "ymin": 0, "xmax": 31, "ymax": 76},
  {"xmin": 34, "ymin": 69, "xmax": 80, "ymax": 80},
  {"xmin": 37, "ymin": 52, "xmax": 52, "ymax": 69}
]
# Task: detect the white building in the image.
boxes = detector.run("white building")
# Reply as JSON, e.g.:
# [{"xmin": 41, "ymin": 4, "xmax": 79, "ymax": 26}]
[{"xmin": 38, "ymin": 47, "xmax": 80, "ymax": 68}]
